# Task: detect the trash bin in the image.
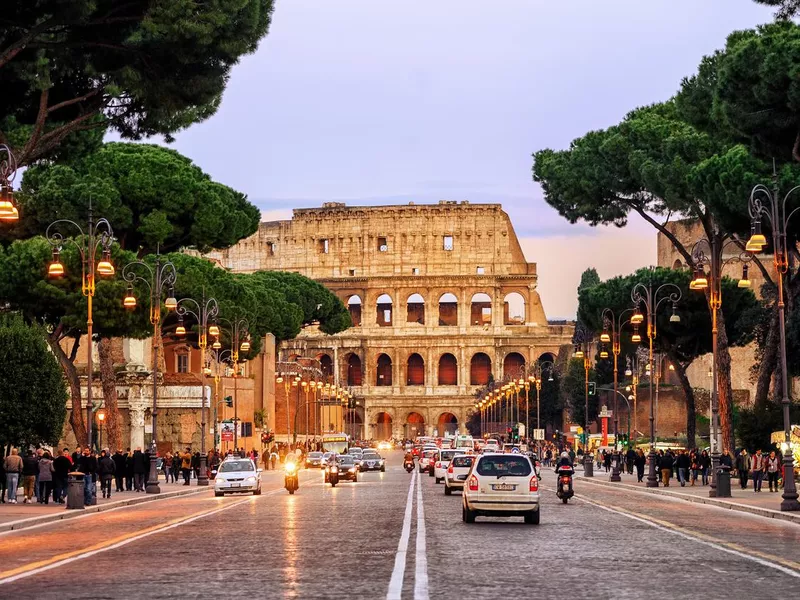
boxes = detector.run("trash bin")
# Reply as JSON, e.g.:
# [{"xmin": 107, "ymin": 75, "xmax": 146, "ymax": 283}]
[
  {"xmin": 67, "ymin": 472, "xmax": 85, "ymax": 510},
  {"xmin": 583, "ymin": 455, "xmax": 594, "ymax": 477},
  {"xmin": 716, "ymin": 465, "xmax": 732, "ymax": 498}
]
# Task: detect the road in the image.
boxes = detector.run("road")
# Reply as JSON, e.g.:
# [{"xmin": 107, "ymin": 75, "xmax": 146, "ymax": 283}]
[{"xmin": 1, "ymin": 452, "xmax": 799, "ymax": 599}]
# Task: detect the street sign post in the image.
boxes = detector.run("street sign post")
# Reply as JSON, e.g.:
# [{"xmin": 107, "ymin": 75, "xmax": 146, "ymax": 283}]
[{"xmin": 533, "ymin": 429, "xmax": 545, "ymax": 440}]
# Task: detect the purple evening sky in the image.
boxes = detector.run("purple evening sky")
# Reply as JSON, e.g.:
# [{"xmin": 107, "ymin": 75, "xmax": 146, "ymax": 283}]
[{"xmin": 148, "ymin": 0, "xmax": 773, "ymax": 318}]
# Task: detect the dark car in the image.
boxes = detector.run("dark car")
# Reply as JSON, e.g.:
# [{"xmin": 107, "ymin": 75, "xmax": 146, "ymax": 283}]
[
  {"xmin": 305, "ymin": 451, "xmax": 324, "ymax": 469},
  {"xmin": 334, "ymin": 455, "xmax": 359, "ymax": 482},
  {"xmin": 360, "ymin": 452, "xmax": 385, "ymax": 472}
]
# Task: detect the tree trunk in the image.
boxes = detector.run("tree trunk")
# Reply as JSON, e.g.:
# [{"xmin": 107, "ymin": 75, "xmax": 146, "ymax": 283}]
[
  {"xmin": 755, "ymin": 306, "xmax": 779, "ymax": 409},
  {"xmin": 670, "ymin": 356, "xmax": 696, "ymax": 450},
  {"xmin": 47, "ymin": 333, "xmax": 86, "ymax": 445},
  {"xmin": 97, "ymin": 338, "xmax": 122, "ymax": 452},
  {"xmin": 716, "ymin": 310, "xmax": 736, "ymax": 454}
]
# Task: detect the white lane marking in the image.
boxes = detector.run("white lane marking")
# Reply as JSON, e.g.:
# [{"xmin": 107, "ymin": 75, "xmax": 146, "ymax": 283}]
[
  {"xmin": 386, "ymin": 471, "xmax": 416, "ymax": 600},
  {"xmin": 414, "ymin": 471, "xmax": 429, "ymax": 600},
  {"xmin": 576, "ymin": 494, "xmax": 800, "ymax": 578},
  {"xmin": 0, "ymin": 487, "xmax": 290, "ymax": 586}
]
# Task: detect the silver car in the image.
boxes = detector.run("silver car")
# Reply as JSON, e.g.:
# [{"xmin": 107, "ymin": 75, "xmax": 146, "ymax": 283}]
[
  {"xmin": 214, "ymin": 458, "xmax": 262, "ymax": 496},
  {"xmin": 462, "ymin": 454, "xmax": 540, "ymax": 524}
]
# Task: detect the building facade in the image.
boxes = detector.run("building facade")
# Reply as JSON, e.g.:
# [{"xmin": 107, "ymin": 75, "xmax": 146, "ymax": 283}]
[{"xmin": 210, "ymin": 201, "xmax": 574, "ymax": 440}]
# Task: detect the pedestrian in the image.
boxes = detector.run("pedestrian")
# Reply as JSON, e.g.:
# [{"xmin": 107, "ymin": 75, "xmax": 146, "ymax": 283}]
[
  {"xmin": 112, "ymin": 449, "xmax": 126, "ymax": 492},
  {"xmin": 78, "ymin": 447, "xmax": 98, "ymax": 505},
  {"xmin": 181, "ymin": 448, "xmax": 192, "ymax": 485},
  {"xmin": 736, "ymin": 449, "xmax": 751, "ymax": 489},
  {"xmin": 700, "ymin": 450, "xmax": 711, "ymax": 485},
  {"xmin": 33, "ymin": 448, "xmax": 44, "ymax": 501},
  {"xmin": 98, "ymin": 449, "xmax": 116, "ymax": 499},
  {"xmin": 164, "ymin": 452, "xmax": 173, "ymax": 483},
  {"xmin": 634, "ymin": 449, "xmax": 645, "ymax": 482},
  {"xmin": 132, "ymin": 447, "xmax": 147, "ymax": 492},
  {"xmin": 766, "ymin": 451, "xmax": 781, "ymax": 492},
  {"xmin": 626, "ymin": 448, "xmax": 635, "ymax": 475},
  {"xmin": 751, "ymin": 449, "xmax": 765, "ymax": 493},
  {"xmin": 171, "ymin": 451, "xmax": 181, "ymax": 483},
  {"xmin": 192, "ymin": 452, "xmax": 201, "ymax": 480},
  {"xmin": 270, "ymin": 450, "xmax": 278, "ymax": 470},
  {"xmin": 676, "ymin": 450, "xmax": 691, "ymax": 487},
  {"xmin": 4, "ymin": 448, "xmax": 23, "ymax": 504},
  {"xmin": 52, "ymin": 449, "xmax": 71, "ymax": 504},
  {"xmin": 22, "ymin": 450, "xmax": 39, "ymax": 503},
  {"xmin": 603, "ymin": 450, "xmax": 612, "ymax": 472},
  {"xmin": 660, "ymin": 450, "xmax": 673, "ymax": 487},
  {"xmin": 0, "ymin": 449, "xmax": 5, "ymax": 503},
  {"xmin": 72, "ymin": 446, "xmax": 82, "ymax": 466},
  {"xmin": 124, "ymin": 448, "xmax": 134, "ymax": 491},
  {"xmin": 37, "ymin": 451, "xmax": 54, "ymax": 504}
]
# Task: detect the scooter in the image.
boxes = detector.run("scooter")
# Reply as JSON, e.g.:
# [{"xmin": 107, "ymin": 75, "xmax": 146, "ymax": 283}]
[
  {"xmin": 404, "ymin": 458, "xmax": 415, "ymax": 473},
  {"xmin": 284, "ymin": 460, "xmax": 299, "ymax": 494},
  {"xmin": 328, "ymin": 464, "xmax": 340, "ymax": 487},
  {"xmin": 555, "ymin": 464, "xmax": 575, "ymax": 504}
]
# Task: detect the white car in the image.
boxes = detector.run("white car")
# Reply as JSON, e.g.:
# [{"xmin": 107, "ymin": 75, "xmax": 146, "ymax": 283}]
[
  {"xmin": 214, "ymin": 458, "xmax": 262, "ymax": 496},
  {"xmin": 418, "ymin": 449, "xmax": 437, "ymax": 473},
  {"xmin": 483, "ymin": 439, "xmax": 500, "ymax": 453},
  {"xmin": 444, "ymin": 454, "xmax": 475, "ymax": 495},
  {"xmin": 377, "ymin": 441, "xmax": 393, "ymax": 451},
  {"xmin": 433, "ymin": 449, "xmax": 462, "ymax": 483},
  {"xmin": 462, "ymin": 454, "xmax": 540, "ymax": 524}
]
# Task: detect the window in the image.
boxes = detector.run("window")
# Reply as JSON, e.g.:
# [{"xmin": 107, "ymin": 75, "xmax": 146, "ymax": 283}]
[
  {"xmin": 268, "ymin": 242, "xmax": 276, "ymax": 256},
  {"xmin": 412, "ymin": 268, "xmax": 420, "ymax": 275},
  {"xmin": 378, "ymin": 237, "xmax": 388, "ymax": 252},
  {"xmin": 349, "ymin": 269, "xmax": 356, "ymax": 276},
  {"xmin": 241, "ymin": 422, "xmax": 253, "ymax": 438},
  {"xmin": 177, "ymin": 354, "xmax": 188, "ymax": 373},
  {"xmin": 443, "ymin": 235, "xmax": 454, "ymax": 251},
  {"xmin": 476, "ymin": 455, "xmax": 531, "ymax": 477},
  {"xmin": 319, "ymin": 239, "xmax": 329, "ymax": 254},
  {"xmin": 476, "ymin": 266, "xmax": 485, "ymax": 275}
]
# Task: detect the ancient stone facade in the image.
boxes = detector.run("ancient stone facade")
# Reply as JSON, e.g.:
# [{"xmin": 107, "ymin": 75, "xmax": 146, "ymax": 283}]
[{"xmin": 210, "ymin": 201, "xmax": 574, "ymax": 440}]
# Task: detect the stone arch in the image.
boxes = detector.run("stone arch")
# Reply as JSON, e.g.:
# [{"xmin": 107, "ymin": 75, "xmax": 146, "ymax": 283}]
[
  {"xmin": 317, "ymin": 353, "xmax": 333, "ymax": 379},
  {"xmin": 344, "ymin": 409, "xmax": 364, "ymax": 440},
  {"xmin": 470, "ymin": 293, "xmax": 492, "ymax": 326},
  {"xmin": 437, "ymin": 412, "xmax": 459, "ymax": 436},
  {"xmin": 345, "ymin": 353, "xmax": 362, "ymax": 386},
  {"xmin": 438, "ymin": 292, "xmax": 458, "ymax": 326},
  {"xmin": 470, "ymin": 352, "xmax": 492, "ymax": 385},
  {"xmin": 375, "ymin": 411, "xmax": 394, "ymax": 440},
  {"xmin": 537, "ymin": 352, "xmax": 557, "ymax": 364},
  {"xmin": 405, "ymin": 411, "xmax": 426, "ymax": 440},
  {"xmin": 407, "ymin": 353, "xmax": 425, "ymax": 386},
  {"xmin": 376, "ymin": 353, "xmax": 393, "ymax": 386},
  {"xmin": 672, "ymin": 259, "xmax": 683, "ymax": 270},
  {"xmin": 346, "ymin": 295, "xmax": 362, "ymax": 326},
  {"xmin": 503, "ymin": 352, "xmax": 526, "ymax": 380},
  {"xmin": 406, "ymin": 293, "xmax": 425, "ymax": 325},
  {"xmin": 376, "ymin": 293, "xmax": 393, "ymax": 327},
  {"xmin": 438, "ymin": 353, "xmax": 458, "ymax": 385},
  {"xmin": 503, "ymin": 292, "xmax": 526, "ymax": 325}
]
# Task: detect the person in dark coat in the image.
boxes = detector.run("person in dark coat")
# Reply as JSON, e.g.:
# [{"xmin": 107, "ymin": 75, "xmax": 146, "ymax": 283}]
[
  {"xmin": 21, "ymin": 450, "xmax": 39, "ymax": 503},
  {"xmin": 125, "ymin": 448, "xmax": 135, "ymax": 491},
  {"xmin": 112, "ymin": 450, "xmax": 126, "ymax": 493},
  {"xmin": 634, "ymin": 449, "xmax": 646, "ymax": 482},
  {"xmin": 98, "ymin": 450, "xmax": 116, "ymax": 498},
  {"xmin": 132, "ymin": 447, "xmax": 148, "ymax": 492},
  {"xmin": 659, "ymin": 451, "xmax": 674, "ymax": 486},
  {"xmin": 736, "ymin": 449, "xmax": 751, "ymax": 489},
  {"xmin": 52, "ymin": 449, "xmax": 72, "ymax": 504},
  {"xmin": 675, "ymin": 450, "xmax": 691, "ymax": 487},
  {"xmin": 78, "ymin": 448, "xmax": 98, "ymax": 505}
]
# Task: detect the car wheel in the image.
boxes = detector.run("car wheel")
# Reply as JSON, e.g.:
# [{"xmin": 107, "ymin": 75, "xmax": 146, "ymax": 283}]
[
  {"xmin": 254, "ymin": 486, "xmax": 262, "ymax": 496},
  {"xmin": 419, "ymin": 466, "xmax": 423, "ymax": 473},
  {"xmin": 524, "ymin": 510, "xmax": 540, "ymax": 525},
  {"xmin": 288, "ymin": 489, "xmax": 295, "ymax": 495},
  {"xmin": 331, "ymin": 482, "xmax": 337, "ymax": 488},
  {"xmin": 381, "ymin": 466, "xmax": 385, "ymax": 472},
  {"xmin": 214, "ymin": 491, "xmax": 223, "ymax": 497},
  {"xmin": 444, "ymin": 485, "xmax": 452, "ymax": 496},
  {"xmin": 463, "ymin": 504, "xmax": 476, "ymax": 523},
  {"xmin": 428, "ymin": 469, "xmax": 434, "ymax": 477}
]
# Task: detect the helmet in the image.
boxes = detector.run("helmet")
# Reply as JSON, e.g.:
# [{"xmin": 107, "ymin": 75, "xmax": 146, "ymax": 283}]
[{"xmin": 560, "ymin": 451, "xmax": 570, "ymax": 459}]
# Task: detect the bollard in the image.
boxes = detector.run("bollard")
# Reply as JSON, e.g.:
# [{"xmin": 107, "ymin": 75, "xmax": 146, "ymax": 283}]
[
  {"xmin": 66, "ymin": 472, "xmax": 85, "ymax": 510},
  {"xmin": 716, "ymin": 465, "xmax": 732, "ymax": 498},
  {"xmin": 583, "ymin": 455, "xmax": 594, "ymax": 477}
]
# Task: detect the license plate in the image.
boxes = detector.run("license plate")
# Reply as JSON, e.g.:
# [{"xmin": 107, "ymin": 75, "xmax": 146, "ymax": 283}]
[
  {"xmin": 230, "ymin": 483, "xmax": 240, "ymax": 488},
  {"xmin": 457, "ymin": 475, "xmax": 467, "ymax": 481},
  {"xmin": 491, "ymin": 483, "xmax": 516, "ymax": 491}
]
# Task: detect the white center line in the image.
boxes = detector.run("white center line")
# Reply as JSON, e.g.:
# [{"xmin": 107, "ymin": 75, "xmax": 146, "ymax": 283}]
[
  {"xmin": 414, "ymin": 471, "xmax": 429, "ymax": 600},
  {"xmin": 386, "ymin": 471, "xmax": 416, "ymax": 600}
]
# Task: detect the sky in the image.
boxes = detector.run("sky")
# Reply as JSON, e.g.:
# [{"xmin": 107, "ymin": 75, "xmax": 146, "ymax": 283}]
[{"xmin": 151, "ymin": 0, "xmax": 775, "ymax": 318}]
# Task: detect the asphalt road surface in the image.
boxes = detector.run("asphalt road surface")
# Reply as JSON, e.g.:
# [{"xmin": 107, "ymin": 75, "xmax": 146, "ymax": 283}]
[{"xmin": 1, "ymin": 452, "xmax": 799, "ymax": 600}]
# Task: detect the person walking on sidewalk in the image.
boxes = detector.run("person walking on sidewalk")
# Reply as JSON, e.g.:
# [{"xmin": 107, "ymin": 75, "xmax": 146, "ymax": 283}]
[
  {"xmin": 634, "ymin": 449, "xmax": 646, "ymax": 482},
  {"xmin": 700, "ymin": 450, "xmax": 711, "ymax": 485},
  {"xmin": 0, "ymin": 450, "xmax": 5, "ymax": 503},
  {"xmin": 676, "ymin": 450, "xmax": 691, "ymax": 487},
  {"xmin": 37, "ymin": 451, "xmax": 54, "ymax": 504},
  {"xmin": 766, "ymin": 451, "xmax": 781, "ymax": 492},
  {"xmin": 112, "ymin": 449, "xmax": 126, "ymax": 492},
  {"xmin": 21, "ymin": 450, "xmax": 39, "ymax": 503},
  {"xmin": 181, "ymin": 448, "xmax": 192, "ymax": 485},
  {"xmin": 132, "ymin": 447, "xmax": 147, "ymax": 491},
  {"xmin": 52, "ymin": 449, "xmax": 71, "ymax": 504},
  {"xmin": 659, "ymin": 450, "xmax": 674, "ymax": 487},
  {"xmin": 736, "ymin": 449, "xmax": 751, "ymax": 489},
  {"xmin": 751, "ymin": 449, "xmax": 765, "ymax": 493},
  {"xmin": 98, "ymin": 449, "xmax": 116, "ymax": 498},
  {"xmin": 4, "ymin": 448, "xmax": 23, "ymax": 503},
  {"xmin": 78, "ymin": 448, "xmax": 98, "ymax": 505}
]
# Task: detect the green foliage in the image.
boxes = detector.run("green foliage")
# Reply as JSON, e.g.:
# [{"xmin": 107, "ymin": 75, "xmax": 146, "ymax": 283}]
[
  {"xmin": 736, "ymin": 402, "xmax": 800, "ymax": 452},
  {"xmin": 14, "ymin": 143, "xmax": 261, "ymax": 254},
  {"xmin": 561, "ymin": 358, "xmax": 597, "ymax": 425},
  {"xmin": 0, "ymin": 316, "xmax": 67, "ymax": 446},
  {"xmin": 754, "ymin": 0, "xmax": 800, "ymax": 18},
  {"xmin": 0, "ymin": 1, "xmax": 275, "ymax": 165},
  {"xmin": 524, "ymin": 371, "xmax": 562, "ymax": 432}
]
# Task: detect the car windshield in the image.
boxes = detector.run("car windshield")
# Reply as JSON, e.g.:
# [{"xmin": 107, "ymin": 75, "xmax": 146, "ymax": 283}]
[
  {"xmin": 440, "ymin": 451, "xmax": 458, "ymax": 461},
  {"xmin": 423, "ymin": 451, "xmax": 436, "ymax": 458},
  {"xmin": 452, "ymin": 456, "xmax": 474, "ymax": 468},
  {"xmin": 363, "ymin": 453, "xmax": 380, "ymax": 459},
  {"xmin": 338, "ymin": 456, "xmax": 354, "ymax": 465},
  {"xmin": 219, "ymin": 460, "xmax": 254, "ymax": 473},
  {"xmin": 476, "ymin": 456, "xmax": 531, "ymax": 477},
  {"xmin": 309, "ymin": 452, "xmax": 322, "ymax": 459}
]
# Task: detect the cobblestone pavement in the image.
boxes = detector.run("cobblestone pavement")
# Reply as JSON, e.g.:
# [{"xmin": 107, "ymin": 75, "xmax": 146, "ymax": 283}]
[{"xmin": 0, "ymin": 453, "xmax": 798, "ymax": 600}]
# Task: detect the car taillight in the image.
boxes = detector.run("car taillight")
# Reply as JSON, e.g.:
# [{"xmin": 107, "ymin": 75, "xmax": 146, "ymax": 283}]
[
  {"xmin": 529, "ymin": 475, "xmax": 539, "ymax": 492},
  {"xmin": 435, "ymin": 462, "xmax": 441, "ymax": 469},
  {"xmin": 447, "ymin": 465, "xmax": 454, "ymax": 474},
  {"xmin": 468, "ymin": 475, "xmax": 479, "ymax": 491}
]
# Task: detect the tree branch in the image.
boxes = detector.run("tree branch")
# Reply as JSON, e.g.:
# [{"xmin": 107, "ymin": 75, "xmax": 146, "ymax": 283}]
[
  {"xmin": 0, "ymin": 15, "xmax": 62, "ymax": 70},
  {"xmin": 794, "ymin": 130, "xmax": 800, "ymax": 163},
  {"xmin": 47, "ymin": 89, "xmax": 103, "ymax": 114},
  {"xmin": 21, "ymin": 88, "xmax": 50, "ymax": 158},
  {"xmin": 630, "ymin": 203, "xmax": 695, "ymax": 265}
]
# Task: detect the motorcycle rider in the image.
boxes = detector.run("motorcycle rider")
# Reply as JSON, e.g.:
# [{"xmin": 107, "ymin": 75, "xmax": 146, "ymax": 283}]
[{"xmin": 556, "ymin": 451, "xmax": 574, "ymax": 470}]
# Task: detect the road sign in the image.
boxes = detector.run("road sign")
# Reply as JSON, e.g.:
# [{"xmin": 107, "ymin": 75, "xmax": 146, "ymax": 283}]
[
  {"xmin": 510, "ymin": 447, "xmax": 520, "ymax": 453},
  {"xmin": 570, "ymin": 425, "xmax": 579, "ymax": 433},
  {"xmin": 533, "ymin": 429, "xmax": 545, "ymax": 440},
  {"xmin": 220, "ymin": 422, "xmax": 234, "ymax": 442}
]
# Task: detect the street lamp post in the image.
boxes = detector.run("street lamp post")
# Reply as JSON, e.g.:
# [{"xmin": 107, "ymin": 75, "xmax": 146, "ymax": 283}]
[
  {"xmin": 122, "ymin": 251, "xmax": 178, "ymax": 494},
  {"xmin": 175, "ymin": 292, "xmax": 219, "ymax": 486},
  {"xmin": 0, "ymin": 144, "xmax": 21, "ymax": 222},
  {"xmin": 746, "ymin": 174, "xmax": 800, "ymax": 512},
  {"xmin": 631, "ymin": 275, "xmax": 682, "ymax": 488},
  {"xmin": 47, "ymin": 205, "xmax": 115, "ymax": 450},
  {"xmin": 573, "ymin": 341, "xmax": 593, "ymax": 476},
  {"xmin": 218, "ymin": 316, "xmax": 250, "ymax": 451}
]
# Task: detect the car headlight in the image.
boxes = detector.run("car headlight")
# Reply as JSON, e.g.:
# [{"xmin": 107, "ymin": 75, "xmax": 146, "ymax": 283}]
[
  {"xmin": 349, "ymin": 467, "xmax": 356, "ymax": 472},
  {"xmin": 215, "ymin": 478, "xmax": 225, "ymax": 484},
  {"xmin": 246, "ymin": 476, "xmax": 257, "ymax": 483}
]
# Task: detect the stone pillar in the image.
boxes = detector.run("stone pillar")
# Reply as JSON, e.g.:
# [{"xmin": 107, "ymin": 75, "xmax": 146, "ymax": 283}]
[
  {"xmin": 123, "ymin": 338, "xmax": 148, "ymax": 372},
  {"xmin": 129, "ymin": 388, "xmax": 147, "ymax": 450}
]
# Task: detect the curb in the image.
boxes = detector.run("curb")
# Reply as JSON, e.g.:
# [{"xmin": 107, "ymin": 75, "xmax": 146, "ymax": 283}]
[
  {"xmin": 577, "ymin": 476, "xmax": 800, "ymax": 525},
  {"xmin": 0, "ymin": 487, "xmax": 206, "ymax": 533}
]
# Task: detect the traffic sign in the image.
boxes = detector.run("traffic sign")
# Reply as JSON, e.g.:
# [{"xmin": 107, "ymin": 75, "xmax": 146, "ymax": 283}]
[{"xmin": 533, "ymin": 429, "xmax": 545, "ymax": 440}]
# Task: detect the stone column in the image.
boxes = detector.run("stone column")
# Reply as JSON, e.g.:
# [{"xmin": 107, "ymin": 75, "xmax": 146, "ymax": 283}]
[{"xmin": 129, "ymin": 389, "xmax": 147, "ymax": 450}]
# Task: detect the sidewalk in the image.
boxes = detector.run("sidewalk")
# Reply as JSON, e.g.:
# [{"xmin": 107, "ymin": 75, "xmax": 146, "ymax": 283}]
[
  {"xmin": 573, "ymin": 465, "xmax": 800, "ymax": 525},
  {"xmin": 0, "ymin": 479, "xmax": 204, "ymax": 532}
]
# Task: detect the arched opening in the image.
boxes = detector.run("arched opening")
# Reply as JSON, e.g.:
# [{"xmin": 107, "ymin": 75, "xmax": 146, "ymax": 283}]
[
  {"xmin": 538, "ymin": 352, "xmax": 557, "ymax": 364},
  {"xmin": 344, "ymin": 409, "xmax": 363, "ymax": 440},
  {"xmin": 406, "ymin": 293, "xmax": 425, "ymax": 325},
  {"xmin": 346, "ymin": 354, "xmax": 362, "ymax": 386},
  {"xmin": 503, "ymin": 352, "xmax": 526, "ymax": 379},
  {"xmin": 672, "ymin": 259, "xmax": 683, "ymax": 270},
  {"xmin": 376, "ymin": 353, "xmax": 393, "ymax": 386},
  {"xmin": 347, "ymin": 295, "xmax": 362, "ymax": 327},
  {"xmin": 470, "ymin": 352, "xmax": 492, "ymax": 385},
  {"xmin": 376, "ymin": 293, "xmax": 393, "ymax": 327},
  {"xmin": 319, "ymin": 354, "xmax": 333, "ymax": 378},
  {"xmin": 407, "ymin": 353, "xmax": 425, "ymax": 386},
  {"xmin": 438, "ymin": 292, "xmax": 458, "ymax": 326},
  {"xmin": 405, "ymin": 412, "xmax": 425, "ymax": 440},
  {"xmin": 375, "ymin": 412, "xmax": 393, "ymax": 440},
  {"xmin": 437, "ymin": 412, "xmax": 459, "ymax": 436},
  {"xmin": 438, "ymin": 353, "xmax": 458, "ymax": 385},
  {"xmin": 470, "ymin": 293, "xmax": 492, "ymax": 326},
  {"xmin": 503, "ymin": 292, "xmax": 526, "ymax": 325}
]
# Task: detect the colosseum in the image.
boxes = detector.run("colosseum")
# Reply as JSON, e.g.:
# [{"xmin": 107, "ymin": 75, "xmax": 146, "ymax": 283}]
[{"xmin": 210, "ymin": 200, "xmax": 574, "ymax": 440}]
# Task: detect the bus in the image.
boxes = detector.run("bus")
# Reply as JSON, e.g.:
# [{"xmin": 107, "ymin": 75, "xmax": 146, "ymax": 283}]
[
  {"xmin": 322, "ymin": 432, "xmax": 349, "ymax": 454},
  {"xmin": 452, "ymin": 435, "xmax": 475, "ymax": 451}
]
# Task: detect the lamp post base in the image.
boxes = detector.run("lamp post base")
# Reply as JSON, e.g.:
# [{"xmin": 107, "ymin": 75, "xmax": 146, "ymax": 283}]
[
  {"xmin": 646, "ymin": 449, "xmax": 659, "ymax": 488},
  {"xmin": 780, "ymin": 455, "xmax": 800, "ymax": 511},
  {"xmin": 146, "ymin": 450, "xmax": 161, "ymax": 494},
  {"xmin": 610, "ymin": 453, "xmax": 622, "ymax": 482},
  {"xmin": 197, "ymin": 455, "xmax": 209, "ymax": 486},
  {"xmin": 708, "ymin": 452, "xmax": 720, "ymax": 498},
  {"xmin": 583, "ymin": 454, "xmax": 594, "ymax": 477}
]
